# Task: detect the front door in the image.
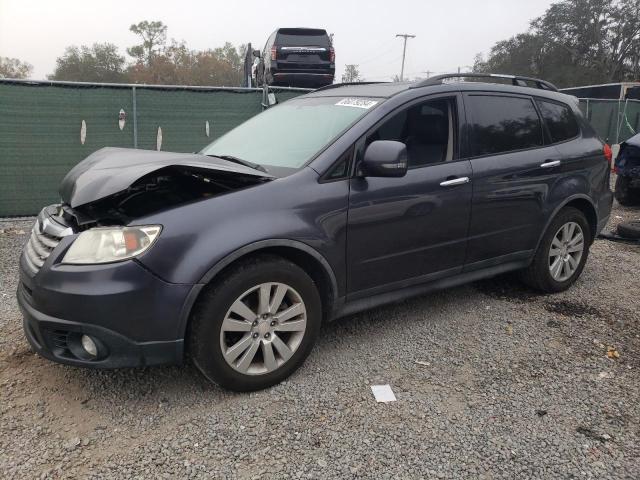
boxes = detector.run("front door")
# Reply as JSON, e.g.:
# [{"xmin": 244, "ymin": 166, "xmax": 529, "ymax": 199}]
[{"xmin": 346, "ymin": 95, "xmax": 472, "ymax": 297}]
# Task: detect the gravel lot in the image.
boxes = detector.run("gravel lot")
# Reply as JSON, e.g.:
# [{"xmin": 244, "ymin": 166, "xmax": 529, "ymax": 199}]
[{"xmin": 1, "ymin": 196, "xmax": 639, "ymax": 479}]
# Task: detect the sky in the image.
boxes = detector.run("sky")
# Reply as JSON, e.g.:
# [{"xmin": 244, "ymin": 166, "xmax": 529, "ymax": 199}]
[{"xmin": 0, "ymin": 0, "xmax": 556, "ymax": 82}]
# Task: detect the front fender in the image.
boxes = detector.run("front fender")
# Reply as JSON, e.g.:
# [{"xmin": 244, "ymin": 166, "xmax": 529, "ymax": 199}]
[{"xmin": 136, "ymin": 167, "xmax": 349, "ymax": 288}]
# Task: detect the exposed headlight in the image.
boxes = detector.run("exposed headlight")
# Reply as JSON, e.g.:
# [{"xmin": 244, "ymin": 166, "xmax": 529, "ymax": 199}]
[{"xmin": 62, "ymin": 225, "xmax": 162, "ymax": 264}]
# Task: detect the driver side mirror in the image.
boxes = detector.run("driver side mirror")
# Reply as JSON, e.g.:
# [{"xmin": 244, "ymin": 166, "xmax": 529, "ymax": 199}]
[
  {"xmin": 252, "ymin": 49, "xmax": 261, "ymax": 58},
  {"xmin": 361, "ymin": 140, "xmax": 408, "ymax": 177}
]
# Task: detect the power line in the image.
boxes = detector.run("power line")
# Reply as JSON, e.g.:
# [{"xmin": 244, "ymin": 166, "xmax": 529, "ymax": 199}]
[{"xmin": 395, "ymin": 34, "xmax": 415, "ymax": 81}]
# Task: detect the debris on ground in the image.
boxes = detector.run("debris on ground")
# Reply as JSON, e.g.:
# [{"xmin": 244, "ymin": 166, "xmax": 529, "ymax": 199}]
[
  {"xmin": 371, "ymin": 385, "xmax": 397, "ymax": 403},
  {"xmin": 606, "ymin": 346, "xmax": 621, "ymax": 359}
]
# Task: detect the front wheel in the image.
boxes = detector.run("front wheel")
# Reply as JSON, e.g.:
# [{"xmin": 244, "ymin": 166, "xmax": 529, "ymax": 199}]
[
  {"xmin": 520, "ymin": 207, "xmax": 591, "ymax": 293},
  {"xmin": 188, "ymin": 255, "xmax": 321, "ymax": 391}
]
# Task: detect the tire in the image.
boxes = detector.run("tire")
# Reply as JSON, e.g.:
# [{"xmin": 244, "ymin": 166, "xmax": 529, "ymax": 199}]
[
  {"xmin": 520, "ymin": 207, "xmax": 591, "ymax": 293},
  {"xmin": 617, "ymin": 220, "xmax": 640, "ymax": 239},
  {"xmin": 614, "ymin": 175, "xmax": 640, "ymax": 206},
  {"xmin": 188, "ymin": 255, "xmax": 322, "ymax": 392}
]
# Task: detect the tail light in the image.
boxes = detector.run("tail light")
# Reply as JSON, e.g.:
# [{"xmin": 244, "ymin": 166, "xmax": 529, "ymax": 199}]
[
  {"xmin": 270, "ymin": 46, "xmax": 277, "ymax": 61},
  {"xmin": 329, "ymin": 47, "xmax": 335, "ymax": 63},
  {"xmin": 603, "ymin": 143, "xmax": 613, "ymax": 169}
]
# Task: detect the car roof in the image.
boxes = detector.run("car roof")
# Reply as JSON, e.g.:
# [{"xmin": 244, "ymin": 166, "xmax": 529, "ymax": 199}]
[
  {"xmin": 276, "ymin": 27, "xmax": 328, "ymax": 35},
  {"xmin": 307, "ymin": 78, "xmax": 575, "ymax": 104}
]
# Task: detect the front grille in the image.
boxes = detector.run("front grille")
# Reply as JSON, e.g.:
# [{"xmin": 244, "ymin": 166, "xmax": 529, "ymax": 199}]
[{"xmin": 23, "ymin": 206, "xmax": 72, "ymax": 274}]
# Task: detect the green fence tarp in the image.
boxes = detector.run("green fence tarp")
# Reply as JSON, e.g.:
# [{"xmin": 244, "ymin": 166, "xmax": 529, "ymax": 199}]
[
  {"xmin": 578, "ymin": 98, "xmax": 640, "ymax": 145},
  {"xmin": 0, "ymin": 82, "xmax": 306, "ymax": 216}
]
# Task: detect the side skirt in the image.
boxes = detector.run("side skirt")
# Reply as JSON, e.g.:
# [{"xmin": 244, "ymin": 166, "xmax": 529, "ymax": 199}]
[{"xmin": 330, "ymin": 258, "xmax": 530, "ymax": 321}]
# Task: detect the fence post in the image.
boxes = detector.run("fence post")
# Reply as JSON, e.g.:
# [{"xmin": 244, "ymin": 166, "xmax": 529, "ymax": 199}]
[
  {"xmin": 132, "ymin": 86, "xmax": 138, "ymax": 148},
  {"xmin": 585, "ymin": 99, "xmax": 590, "ymax": 120}
]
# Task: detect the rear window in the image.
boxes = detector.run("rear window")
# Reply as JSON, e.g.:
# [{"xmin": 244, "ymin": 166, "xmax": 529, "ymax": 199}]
[
  {"xmin": 536, "ymin": 99, "xmax": 580, "ymax": 143},
  {"xmin": 276, "ymin": 30, "xmax": 330, "ymax": 47},
  {"xmin": 467, "ymin": 95, "xmax": 543, "ymax": 157}
]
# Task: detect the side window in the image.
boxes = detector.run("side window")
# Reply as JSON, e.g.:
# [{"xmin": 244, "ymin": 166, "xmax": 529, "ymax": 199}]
[
  {"xmin": 536, "ymin": 99, "xmax": 580, "ymax": 143},
  {"xmin": 324, "ymin": 148, "xmax": 352, "ymax": 181},
  {"xmin": 467, "ymin": 95, "xmax": 543, "ymax": 157},
  {"xmin": 364, "ymin": 98, "xmax": 456, "ymax": 168}
]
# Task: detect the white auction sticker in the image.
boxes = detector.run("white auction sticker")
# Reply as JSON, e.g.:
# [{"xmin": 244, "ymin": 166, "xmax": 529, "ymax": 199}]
[{"xmin": 335, "ymin": 98, "xmax": 378, "ymax": 109}]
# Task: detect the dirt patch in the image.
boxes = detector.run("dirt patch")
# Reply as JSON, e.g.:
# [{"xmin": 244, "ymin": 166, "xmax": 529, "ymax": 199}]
[{"xmin": 544, "ymin": 300, "xmax": 602, "ymax": 318}]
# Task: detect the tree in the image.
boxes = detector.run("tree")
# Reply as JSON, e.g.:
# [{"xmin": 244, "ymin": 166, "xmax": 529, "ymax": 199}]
[
  {"xmin": 127, "ymin": 41, "xmax": 247, "ymax": 86},
  {"xmin": 0, "ymin": 57, "xmax": 33, "ymax": 79},
  {"xmin": 474, "ymin": 0, "xmax": 640, "ymax": 87},
  {"xmin": 127, "ymin": 20, "xmax": 168, "ymax": 65},
  {"xmin": 342, "ymin": 64, "xmax": 362, "ymax": 83},
  {"xmin": 49, "ymin": 43, "xmax": 128, "ymax": 82}
]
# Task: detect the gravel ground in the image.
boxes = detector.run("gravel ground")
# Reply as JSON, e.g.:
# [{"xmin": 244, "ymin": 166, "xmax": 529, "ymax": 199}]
[{"xmin": 1, "ymin": 195, "xmax": 639, "ymax": 479}]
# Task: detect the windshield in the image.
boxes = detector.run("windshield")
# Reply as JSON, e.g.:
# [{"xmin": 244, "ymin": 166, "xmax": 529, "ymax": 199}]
[{"xmin": 201, "ymin": 96, "xmax": 379, "ymax": 171}]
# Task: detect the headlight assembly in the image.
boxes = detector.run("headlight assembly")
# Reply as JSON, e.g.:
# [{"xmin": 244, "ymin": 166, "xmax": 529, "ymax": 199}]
[{"xmin": 62, "ymin": 225, "xmax": 162, "ymax": 264}]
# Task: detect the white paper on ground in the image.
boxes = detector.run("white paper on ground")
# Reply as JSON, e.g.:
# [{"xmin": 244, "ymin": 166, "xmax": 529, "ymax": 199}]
[{"xmin": 371, "ymin": 384, "xmax": 397, "ymax": 403}]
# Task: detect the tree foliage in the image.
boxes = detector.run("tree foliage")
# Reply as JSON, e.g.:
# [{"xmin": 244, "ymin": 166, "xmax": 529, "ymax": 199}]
[
  {"xmin": 47, "ymin": 20, "xmax": 248, "ymax": 86},
  {"xmin": 474, "ymin": 0, "xmax": 640, "ymax": 87},
  {"xmin": 127, "ymin": 41, "xmax": 246, "ymax": 86},
  {"xmin": 48, "ymin": 43, "xmax": 128, "ymax": 82},
  {"xmin": 127, "ymin": 20, "xmax": 168, "ymax": 66},
  {"xmin": 342, "ymin": 64, "xmax": 362, "ymax": 83},
  {"xmin": 0, "ymin": 57, "xmax": 33, "ymax": 79}
]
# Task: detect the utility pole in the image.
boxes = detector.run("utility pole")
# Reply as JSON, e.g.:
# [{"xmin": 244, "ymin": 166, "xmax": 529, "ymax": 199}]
[{"xmin": 396, "ymin": 34, "xmax": 415, "ymax": 81}]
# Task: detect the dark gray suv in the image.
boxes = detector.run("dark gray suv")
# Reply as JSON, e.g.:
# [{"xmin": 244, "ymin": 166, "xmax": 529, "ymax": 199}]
[{"xmin": 18, "ymin": 74, "xmax": 613, "ymax": 391}]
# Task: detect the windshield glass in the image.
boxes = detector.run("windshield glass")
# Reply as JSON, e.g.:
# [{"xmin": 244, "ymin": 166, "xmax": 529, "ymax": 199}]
[{"xmin": 200, "ymin": 96, "xmax": 379, "ymax": 171}]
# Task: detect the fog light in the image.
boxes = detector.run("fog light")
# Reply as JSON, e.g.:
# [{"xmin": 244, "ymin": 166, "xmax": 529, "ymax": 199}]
[{"xmin": 81, "ymin": 335, "xmax": 97, "ymax": 357}]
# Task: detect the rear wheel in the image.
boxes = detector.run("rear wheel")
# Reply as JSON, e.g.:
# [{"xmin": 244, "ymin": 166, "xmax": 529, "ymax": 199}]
[
  {"xmin": 615, "ymin": 175, "xmax": 640, "ymax": 206},
  {"xmin": 520, "ymin": 207, "xmax": 591, "ymax": 293},
  {"xmin": 188, "ymin": 255, "xmax": 321, "ymax": 391}
]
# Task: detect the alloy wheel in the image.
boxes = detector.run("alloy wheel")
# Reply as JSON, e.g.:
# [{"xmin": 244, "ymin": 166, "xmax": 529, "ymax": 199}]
[
  {"xmin": 219, "ymin": 282, "xmax": 307, "ymax": 375},
  {"xmin": 548, "ymin": 221, "xmax": 584, "ymax": 282}
]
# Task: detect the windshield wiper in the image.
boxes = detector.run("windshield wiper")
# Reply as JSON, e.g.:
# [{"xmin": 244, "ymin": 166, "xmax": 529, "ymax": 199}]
[{"xmin": 209, "ymin": 154, "xmax": 268, "ymax": 173}]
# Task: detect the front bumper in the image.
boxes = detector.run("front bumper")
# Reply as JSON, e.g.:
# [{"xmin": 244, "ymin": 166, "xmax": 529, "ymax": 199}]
[
  {"xmin": 18, "ymin": 218, "xmax": 196, "ymax": 368},
  {"xmin": 19, "ymin": 283, "xmax": 184, "ymax": 368}
]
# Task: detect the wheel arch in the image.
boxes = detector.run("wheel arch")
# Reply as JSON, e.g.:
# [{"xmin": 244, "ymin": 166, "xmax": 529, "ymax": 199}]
[
  {"xmin": 177, "ymin": 240, "xmax": 339, "ymax": 341},
  {"xmin": 535, "ymin": 194, "xmax": 598, "ymax": 252}
]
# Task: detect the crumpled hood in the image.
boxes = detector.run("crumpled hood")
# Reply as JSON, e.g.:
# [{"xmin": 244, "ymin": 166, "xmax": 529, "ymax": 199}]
[{"xmin": 59, "ymin": 147, "xmax": 273, "ymax": 207}]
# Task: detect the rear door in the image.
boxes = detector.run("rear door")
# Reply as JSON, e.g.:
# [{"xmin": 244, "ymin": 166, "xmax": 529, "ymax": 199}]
[
  {"xmin": 463, "ymin": 93, "xmax": 563, "ymax": 269},
  {"xmin": 347, "ymin": 94, "xmax": 473, "ymax": 297}
]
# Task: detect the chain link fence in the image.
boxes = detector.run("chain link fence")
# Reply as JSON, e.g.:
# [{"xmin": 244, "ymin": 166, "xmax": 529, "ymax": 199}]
[{"xmin": 0, "ymin": 79, "xmax": 309, "ymax": 216}]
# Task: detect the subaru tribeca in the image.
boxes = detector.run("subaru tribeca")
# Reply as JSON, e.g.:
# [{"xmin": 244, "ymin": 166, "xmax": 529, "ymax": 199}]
[{"xmin": 18, "ymin": 74, "xmax": 613, "ymax": 391}]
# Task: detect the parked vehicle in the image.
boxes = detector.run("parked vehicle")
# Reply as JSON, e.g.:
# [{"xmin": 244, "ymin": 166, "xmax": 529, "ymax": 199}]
[
  {"xmin": 253, "ymin": 28, "xmax": 335, "ymax": 88},
  {"xmin": 19, "ymin": 74, "xmax": 613, "ymax": 391},
  {"xmin": 614, "ymin": 132, "xmax": 640, "ymax": 206}
]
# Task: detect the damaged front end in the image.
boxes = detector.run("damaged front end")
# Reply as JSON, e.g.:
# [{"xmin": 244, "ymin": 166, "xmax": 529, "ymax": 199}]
[
  {"xmin": 18, "ymin": 147, "xmax": 275, "ymax": 369},
  {"xmin": 58, "ymin": 147, "xmax": 274, "ymax": 230},
  {"xmin": 23, "ymin": 147, "xmax": 274, "ymax": 273}
]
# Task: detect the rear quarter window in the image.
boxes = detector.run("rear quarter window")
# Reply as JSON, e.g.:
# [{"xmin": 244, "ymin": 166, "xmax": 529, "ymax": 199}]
[
  {"xmin": 536, "ymin": 99, "xmax": 580, "ymax": 143},
  {"xmin": 467, "ymin": 95, "xmax": 543, "ymax": 157}
]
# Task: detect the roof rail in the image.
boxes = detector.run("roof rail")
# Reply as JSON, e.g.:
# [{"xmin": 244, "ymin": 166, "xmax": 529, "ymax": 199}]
[
  {"xmin": 314, "ymin": 81, "xmax": 389, "ymax": 92},
  {"xmin": 411, "ymin": 73, "xmax": 559, "ymax": 92}
]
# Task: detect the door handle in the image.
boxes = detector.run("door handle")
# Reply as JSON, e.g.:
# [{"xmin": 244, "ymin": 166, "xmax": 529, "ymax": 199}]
[
  {"xmin": 439, "ymin": 176, "xmax": 470, "ymax": 187},
  {"xmin": 540, "ymin": 160, "xmax": 561, "ymax": 168}
]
